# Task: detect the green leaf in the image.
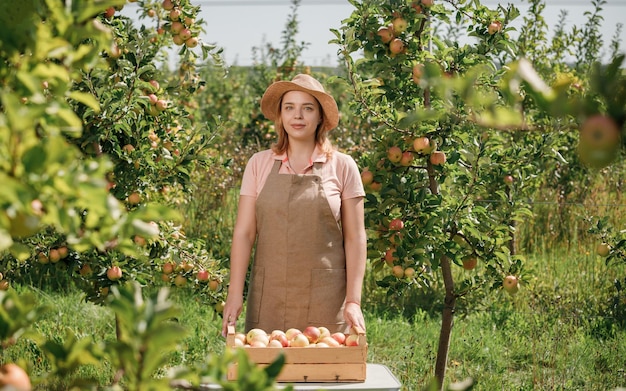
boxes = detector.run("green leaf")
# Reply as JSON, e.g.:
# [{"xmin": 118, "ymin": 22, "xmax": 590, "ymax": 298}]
[
  {"xmin": 68, "ymin": 91, "xmax": 101, "ymax": 113},
  {"xmin": 9, "ymin": 242, "xmax": 31, "ymax": 261}
]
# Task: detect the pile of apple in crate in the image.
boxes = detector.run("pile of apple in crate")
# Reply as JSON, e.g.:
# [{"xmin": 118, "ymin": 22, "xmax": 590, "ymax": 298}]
[{"xmin": 226, "ymin": 325, "xmax": 368, "ymax": 382}]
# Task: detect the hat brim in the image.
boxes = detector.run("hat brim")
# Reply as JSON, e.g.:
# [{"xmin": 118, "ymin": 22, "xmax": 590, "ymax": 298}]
[{"xmin": 261, "ymin": 80, "xmax": 339, "ymax": 132}]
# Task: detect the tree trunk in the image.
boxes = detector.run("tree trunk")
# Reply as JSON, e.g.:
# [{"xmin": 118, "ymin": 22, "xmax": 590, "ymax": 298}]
[
  {"xmin": 427, "ymin": 160, "xmax": 457, "ymax": 391},
  {"xmin": 434, "ymin": 255, "xmax": 456, "ymax": 390}
]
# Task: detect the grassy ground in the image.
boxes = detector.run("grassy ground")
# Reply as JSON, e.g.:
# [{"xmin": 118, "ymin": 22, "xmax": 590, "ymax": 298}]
[{"xmin": 2, "ymin": 246, "xmax": 625, "ymax": 390}]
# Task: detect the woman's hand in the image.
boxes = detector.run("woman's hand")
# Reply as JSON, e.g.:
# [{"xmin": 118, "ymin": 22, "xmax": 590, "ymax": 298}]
[
  {"xmin": 221, "ymin": 294, "xmax": 244, "ymax": 337},
  {"xmin": 343, "ymin": 301, "xmax": 366, "ymax": 331}
]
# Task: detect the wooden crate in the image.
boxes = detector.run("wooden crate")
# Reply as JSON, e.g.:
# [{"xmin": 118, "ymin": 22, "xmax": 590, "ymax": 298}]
[{"xmin": 226, "ymin": 326, "xmax": 368, "ymax": 383}]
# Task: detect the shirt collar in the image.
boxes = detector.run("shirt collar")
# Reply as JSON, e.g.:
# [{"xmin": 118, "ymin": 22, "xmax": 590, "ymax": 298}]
[{"xmin": 274, "ymin": 146, "xmax": 328, "ymax": 165}]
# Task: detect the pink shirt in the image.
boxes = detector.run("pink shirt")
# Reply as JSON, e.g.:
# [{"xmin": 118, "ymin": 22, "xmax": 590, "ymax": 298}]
[{"xmin": 240, "ymin": 148, "xmax": 365, "ymax": 222}]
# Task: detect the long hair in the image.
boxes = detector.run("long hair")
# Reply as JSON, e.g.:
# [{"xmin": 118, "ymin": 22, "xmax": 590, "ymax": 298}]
[{"xmin": 271, "ymin": 96, "xmax": 334, "ymax": 158}]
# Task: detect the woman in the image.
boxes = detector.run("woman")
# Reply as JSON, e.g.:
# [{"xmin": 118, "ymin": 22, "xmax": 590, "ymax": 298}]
[{"xmin": 221, "ymin": 74, "xmax": 367, "ymax": 337}]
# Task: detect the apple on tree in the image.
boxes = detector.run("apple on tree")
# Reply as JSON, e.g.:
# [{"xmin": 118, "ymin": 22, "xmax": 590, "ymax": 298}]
[
  {"xmin": 360, "ymin": 169, "xmax": 374, "ymax": 186},
  {"xmin": 412, "ymin": 63, "xmax": 424, "ymax": 85},
  {"xmin": 577, "ymin": 114, "xmax": 621, "ymax": 169},
  {"xmin": 106, "ymin": 266, "xmax": 123, "ymax": 281},
  {"xmin": 387, "ymin": 146, "xmax": 403, "ymax": 163},
  {"xmin": 461, "ymin": 256, "xmax": 477, "ymax": 270},
  {"xmin": 413, "ymin": 136, "xmax": 430, "ymax": 153},
  {"xmin": 391, "ymin": 17, "xmax": 408, "ymax": 34},
  {"xmin": 429, "ymin": 151, "xmax": 447, "ymax": 166},
  {"xmin": 389, "ymin": 38, "xmax": 405, "ymax": 55},
  {"xmin": 400, "ymin": 151, "xmax": 414, "ymax": 166},
  {"xmin": 502, "ymin": 275, "xmax": 519, "ymax": 295},
  {"xmin": 487, "ymin": 20, "xmax": 502, "ymax": 35},
  {"xmin": 377, "ymin": 26, "xmax": 394, "ymax": 43},
  {"xmin": 596, "ymin": 242, "xmax": 610, "ymax": 257},
  {"xmin": 389, "ymin": 218, "xmax": 404, "ymax": 231}
]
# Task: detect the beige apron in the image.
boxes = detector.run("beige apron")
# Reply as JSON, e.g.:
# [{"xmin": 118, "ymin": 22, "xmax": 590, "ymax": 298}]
[{"xmin": 245, "ymin": 159, "xmax": 347, "ymax": 333}]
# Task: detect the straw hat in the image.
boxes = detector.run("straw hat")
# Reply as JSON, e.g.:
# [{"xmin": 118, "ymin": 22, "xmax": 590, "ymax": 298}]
[{"xmin": 260, "ymin": 74, "xmax": 339, "ymax": 132}]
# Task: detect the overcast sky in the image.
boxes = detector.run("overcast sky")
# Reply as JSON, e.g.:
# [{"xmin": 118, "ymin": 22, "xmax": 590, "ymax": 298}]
[{"xmin": 125, "ymin": 0, "xmax": 626, "ymax": 67}]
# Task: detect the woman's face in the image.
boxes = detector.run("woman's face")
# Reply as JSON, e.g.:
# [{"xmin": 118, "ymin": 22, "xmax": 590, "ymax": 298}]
[{"xmin": 280, "ymin": 90, "xmax": 322, "ymax": 143}]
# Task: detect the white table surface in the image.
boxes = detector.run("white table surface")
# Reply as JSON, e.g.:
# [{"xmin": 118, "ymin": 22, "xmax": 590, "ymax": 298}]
[{"xmin": 201, "ymin": 363, "xmax": 401, "ymax": 391}]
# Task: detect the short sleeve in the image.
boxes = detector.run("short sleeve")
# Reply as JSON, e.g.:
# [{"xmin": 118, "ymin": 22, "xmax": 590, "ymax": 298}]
[
  {"xmin": 240, "ymin": 154, "xmax": 260, "ymax": 197},
  {"xmin": 340, "ymin": 153, "xmax": 366, "ymax": 200}
]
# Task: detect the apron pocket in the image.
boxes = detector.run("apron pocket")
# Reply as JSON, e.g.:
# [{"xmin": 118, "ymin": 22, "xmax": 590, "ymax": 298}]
[
  {"xmin": 307, "ymin": 268, "xmax": 346, "ymax": 325},
  {"xmin": 246, "ymin": 266, "xmax": 265, "ymax": 324}
]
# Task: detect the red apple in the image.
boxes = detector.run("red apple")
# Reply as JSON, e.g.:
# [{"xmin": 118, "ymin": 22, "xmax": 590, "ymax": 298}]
[
  {"xmin": 412, "ymin": 63, "xmax": 424, "ymax": 84},
  {"xmin": 303, "ymin": 326, "xmax": 321, "ymax": 344},
  {"xmin": 104, "ymin": 7, "xmax": 115, "ymax": 20},
  {"xmin": 179, "ymin": 28, "xmax": 192, "ymax": 41},
  {"xmin": 503, "ymin": 275, "xmax": 519, "ymax": 295},
  {"xmin": 577, "ymin": 114, "xmax": 620, "ymax": 169},
  {"xmin": 0, "ymin": 280, "xmax": 9, "ymax": 291},
  {"xmin": 360, "ymin": 169, "xmax": 374, "ymax": 186},
  {"xmin": 106, "ymin": 266, "xmax": 122, "ymax": 281},
  {"xmin": 170, "ymin": 21, "xmax": 184, "ymax": 34},
  {"xmin": 185, "ymin": 37, "xmax": 199, "ymax": 48},
  {"xmin": 389, "ymin": 38, "xmax": 405, "ymax": 54},
  {"xmin": 162, "ymin": 262, "xmax": 175, "ymax": 275},
  {"xmin": 504, "ymin": 175, "xmax": 514, "ymax": 185},
  {"xmin": 389, "ymin": 218, "xmax": 404, "ymax": 231},
  {"xmin": 345, "ymin": 334, "xmax": 360, "ymax": 346},
  {"xmin": 429, "ymin": 151, "xmax": 446, "ymax": 166},
  {"xmin": 197, "ymin": 270, "xmax": 209, "ymax": 281},
  {"xmin": 79, "ymin": 264, "xmax": 92, "ymax": 277},
  {"xmin": 57, "ymin": 246, "xmax": 68, "ymax": 259},
  {"xmin": 384, "ymin": 247, "xmax": 398, "ymax": 266},
  {"xmin": 421, "ymin": 0, "xmax": 434, "ymax": 7},
  {"xmin": 270, "ymin": 330, "xmax": 289, "ymax": 347},
  {"xmin": 387, "ymin": 146, "xmax": 403, "ymax": 163},
  {"xmin": 400, "ymin": 151, "xmax": 414, "ymax": 166},
  {"xmin": 319, "ymin": 336, "xmax": 341, "ymax": 347},
  {"xmin": 377, "ymin": 26, "xmax": 394, "ymax": 43},
  {"xmin": 404, "ymin": 267, "xmax": 416, "ymax": 278},
  {"xmin": 413, "ymin": 136, "xmax": 431, "ymax": 153},
  {"xmin": 290, "ymin": 333, "xmax": 310, "ymax": 347},
  {"xmin": 286, "ymin": 328, "xmax": 302, "ymax": 341},
  {"xmin": 127, "ymin": 192, "xmax": 141, "ymax": 205},
  {"xmin": 37, "ymin": 251, "xmax": 49, "ymax": 264},
  {"xmin": 169, "ymin": 8, "xmax": 181, "ymax": 21},
  {"xmin": 318, "ymin": 326, "xmax": 331, "ymax": 339},
  {"xmin": 488, "ymin": 20, "xmax": 502, "ymax": 35},
  {"xmin": 331, "ymin": 332, "xmax": 346, "ymax": 345},
  {"xmin": 48, "ymin": 248, "xmax": 61, "ymax": 263},
  {"xmin": 155, "ymin": 99, "xmax": 168, "ymax": 111},
  {"xmin": 461, "ymin": 256, "xmax": 477, "ymax": 270},
  {"xmin": 162, "ymin": 0, "xmax": 174, "ymax": 10}
]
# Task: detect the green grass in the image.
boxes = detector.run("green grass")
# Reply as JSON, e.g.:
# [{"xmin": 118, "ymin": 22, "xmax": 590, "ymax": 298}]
[{"xmin": 2, "ymin": 247, "xmax": 625, "ymax": 390}]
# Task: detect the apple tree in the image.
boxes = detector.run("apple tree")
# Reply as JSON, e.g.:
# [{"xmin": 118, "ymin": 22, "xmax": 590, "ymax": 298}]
[
  {"xmin": 333, "ymin": 0, "xmax": 623, "ymax": 388},
  {"xmin": 0, "ymin": 0, "xmax": 228, "ymax": 312}
]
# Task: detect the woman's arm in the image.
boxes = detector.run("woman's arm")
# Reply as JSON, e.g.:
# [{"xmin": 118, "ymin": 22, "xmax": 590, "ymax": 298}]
[
  {"xmin": 221, "ymin": 195, "xmax": 257, "ymax": 336},
  {"xmin": 341, "ymin": 196, "xmax": 367, "ymax": 331}
]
